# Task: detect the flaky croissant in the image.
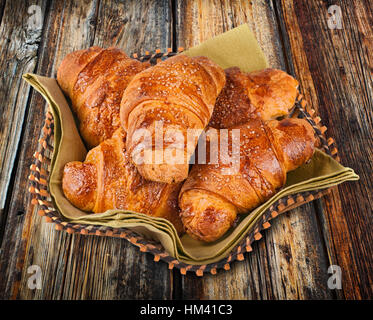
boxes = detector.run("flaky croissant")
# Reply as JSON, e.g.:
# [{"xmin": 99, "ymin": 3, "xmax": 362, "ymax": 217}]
[
  {"xmin": 179, "ymin": 118, "xmax": 316, "ymax": 242},
  {"xmin": 62, "ymin": 127, "xmax": 183, "ymax": 233},
  {"xmin": 209, "ymin": 67, "xmax": 299, "ymax": 129},
  {"xmin": 57, "ymin": 47, "xmax": 149, "ymax": 148},
  {"xmin": 120, "ymin": 54, "xmax": 226, "ymax": 184}
]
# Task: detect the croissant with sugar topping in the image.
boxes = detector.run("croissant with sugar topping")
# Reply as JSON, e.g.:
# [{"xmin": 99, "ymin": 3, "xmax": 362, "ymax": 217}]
[
  {"xmin": 179, "ymin": 118, "xmax": 316, "ymax": 242},
  {"xmin": 57, "ymin": 47, "xmax": 149, "ymax": 148},
  {"xmin": 62, "ymin": 127, "xmax": 184, "ymax": 234},
  {"xmin": 209, "ymin": 67, "xmax": 299, "ymax": 129},
  {"xmin": 120, "ymin": 54, "xmax": 226, "ymax": 184}
]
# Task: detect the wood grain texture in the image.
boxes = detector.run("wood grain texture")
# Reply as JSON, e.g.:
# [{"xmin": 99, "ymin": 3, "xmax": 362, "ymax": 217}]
[
  {"xmin": 0, "ymin": 0, "xmax": 49, "ymax": 298},
  {"xmin": 92, "ymin": 0, "xmax": 172, "ymax": 53},
  {"xmin": 0, "ymin": 0, "xmax": 46, "ymax": 221},
  {"xmin": 275, "ymin": 0, "xmax": 373, "ymax": 299},
  {"xmin": 174, "ymin": 0, "xmax": 332, "ymax": 300},
  {"xmin": 175, "ymin": 0, "xmax": 286, "ymax": 68},
  {"xmin": 0, "ymin": 0, "xmax": 100, "ymax": 300}
]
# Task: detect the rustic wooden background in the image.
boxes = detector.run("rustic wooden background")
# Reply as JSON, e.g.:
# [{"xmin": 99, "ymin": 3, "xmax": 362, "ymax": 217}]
[{"xmin": 0, "ymin": 0, "xmax": 372, "ymax": 300}]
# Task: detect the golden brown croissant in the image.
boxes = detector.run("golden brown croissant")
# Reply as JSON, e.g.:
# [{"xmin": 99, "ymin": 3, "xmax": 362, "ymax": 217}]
[
  {"xmin": 120, "ymin": 54, "xmax": 226, "ymax": 184},
  {"xmin": 209, "ymin": 67, "xmax": 299, "ymax": 129},
  {"xmin": 179, "ymin": 118, "xmax": 316, "ymax": 242},
  {"xmin": 57, "ymin": 47, "xmax": 149, "ymax": 148},
  {"xmin": 62, "ymin": 127, "xmax": 184, "ymax": 233}
]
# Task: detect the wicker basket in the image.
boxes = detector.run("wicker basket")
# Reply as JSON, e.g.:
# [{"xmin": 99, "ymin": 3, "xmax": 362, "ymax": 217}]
[{"xmin": 28, "ymin": 49, "xmax": 340, "ymax": 276}]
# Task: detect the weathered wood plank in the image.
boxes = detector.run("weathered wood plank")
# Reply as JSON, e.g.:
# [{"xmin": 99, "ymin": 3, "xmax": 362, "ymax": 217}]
[
  {"xmin": 0, "ymin": 0, "xmax": 46, "ymax": 227},
  {"xmin": 0, "ymin": 0, "xmax": 49, "ymax": 298},
  {"xmin": 175, "ymin": 0, "xmax": 332, "ymax": 299},
  {"xmin": 0, "ymin": 0, "xmax": 174, "ymax": 299},
  {"xmin": 265, "ymin": 203, "xmax": 333, "ymax": 299},
  {"xmin": 0, "ymin": 0, "xmax": 6, "ymax": 25},
  {"xmin": 92, "ymin": 0, "xmax": 172, "ymax": 54},
  {"xmin": 0, "ymin": 0, "xmax": 100, "ymax": 300},
  {"xmin": 275, "ymin": 0, "xmax": 373, "ymax": 299}
]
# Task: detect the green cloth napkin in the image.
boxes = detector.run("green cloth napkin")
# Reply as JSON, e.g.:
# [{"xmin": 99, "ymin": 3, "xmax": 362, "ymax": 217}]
[
  {"xmin": 23, "ymin": 24, "xmax": 359, "ymax": 265},
  {"xmin": 182, "ymin": 23, "xmax": 268, "ymax": 72}
]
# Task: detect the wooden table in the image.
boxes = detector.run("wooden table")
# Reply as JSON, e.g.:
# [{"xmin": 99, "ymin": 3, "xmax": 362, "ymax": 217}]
[{"xmin": 0, "ymin": 0, "xmax": 372, "ymax": 300}]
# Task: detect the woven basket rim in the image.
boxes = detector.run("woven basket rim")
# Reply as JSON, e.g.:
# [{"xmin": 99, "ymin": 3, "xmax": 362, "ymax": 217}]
[{"xmin": 28, "ymin": 49, "xmax": 340, "ymax": 276}]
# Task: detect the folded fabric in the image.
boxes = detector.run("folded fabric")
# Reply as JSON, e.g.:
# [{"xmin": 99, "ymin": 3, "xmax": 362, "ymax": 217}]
[
  {"xmin": 23, "ymin": 24, "xmax": 359, "ymax": 265},
  {"xmin": 182, "ymin": 23, "xmax": 268, "ymax": 72}
]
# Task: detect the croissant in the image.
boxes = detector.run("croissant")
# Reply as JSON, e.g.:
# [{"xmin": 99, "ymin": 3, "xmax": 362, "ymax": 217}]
[
  {"xmin": 57, "ymin": 46, "xmax": 149, "ymax": 148},
  {"xmin": 62, "ymin": 127, "xmax": 183, "ymax": 233},
  {"xmin": 209, "ymin": 67, "xmax": 299, "ymax": 129},
  {"xmin": 179, "ymin": 118, "xmax": 316, "ymax": 242},
  {"xmin": 120, "ymin": 54, "xmax": 226, "ymax": 184}
]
